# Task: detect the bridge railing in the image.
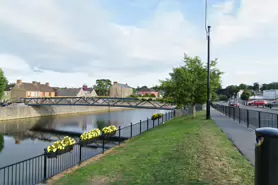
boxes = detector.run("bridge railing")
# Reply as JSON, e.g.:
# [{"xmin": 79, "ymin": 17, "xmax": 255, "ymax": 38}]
[
  {"xmin": 0, "ymin": 109, "xmax": 196, "ymax": 185},
  {"xmin": 212, "ymin": 103, "xmax": 278, "ymax": 129}
]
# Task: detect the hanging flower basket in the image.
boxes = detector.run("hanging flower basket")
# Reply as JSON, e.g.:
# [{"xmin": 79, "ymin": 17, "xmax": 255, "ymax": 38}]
[
  {"xmin": 80, "ymin": 137, "xmax": 99, "ymax": 146},
  {"xmin": 45, "ymin": 136, "xmax": 76, "ymax": 159},
  {"xmin": 46, "ymin": 145, "xmax": 74, "ymax": 158},
  {"xmin": 102, "ymin": 126, "xmax": 118, "ymax": 138}
]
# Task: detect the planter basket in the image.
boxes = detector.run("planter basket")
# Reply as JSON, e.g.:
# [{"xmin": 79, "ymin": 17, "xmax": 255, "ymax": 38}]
[
  {"xmin": 46, "ymin": 145, "xmax": 74, "ymax": 158},
  {"xmin": 102, "ymin": 131, "xmax": 117, "ymax": 138},
  {"xmin": 79, "ymin": 137, "xmax": 99, "ymax": 146}
]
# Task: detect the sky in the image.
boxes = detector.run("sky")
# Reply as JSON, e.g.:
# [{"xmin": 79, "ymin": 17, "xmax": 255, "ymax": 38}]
[{"xmin": 0, "ymin": 0, "xmax": 278, "ymax": 88}]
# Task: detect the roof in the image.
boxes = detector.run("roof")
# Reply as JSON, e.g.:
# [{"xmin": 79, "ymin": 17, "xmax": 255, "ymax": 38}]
[
  {"xmin": 116, "ymin": 83, "xmax": 132, "ymax": 89},
  {"xmin": 56, "ymin": 88, "xmax": 82, "ymax": 96},
  {"xmin": 14, "ymin": 83, "xmax": 55, "ymax": 92},
  {"xmin": 85, "ymin": 88, "xmax": 95, "ymax": 93},
  {"xmin": 5, "ymin": 83, "xmax": 16, "ymax": 91}
]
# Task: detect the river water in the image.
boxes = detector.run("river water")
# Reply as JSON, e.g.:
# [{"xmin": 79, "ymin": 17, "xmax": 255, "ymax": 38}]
[{"xmin": 0, "ymin": 109, "xmax": 167, "ymax": 168}]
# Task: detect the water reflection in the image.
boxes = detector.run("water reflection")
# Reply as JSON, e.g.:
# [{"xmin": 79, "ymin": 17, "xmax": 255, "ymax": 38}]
[{"xmin": 0, "ymin": 109, "xmax": 167, "ymax": 167}]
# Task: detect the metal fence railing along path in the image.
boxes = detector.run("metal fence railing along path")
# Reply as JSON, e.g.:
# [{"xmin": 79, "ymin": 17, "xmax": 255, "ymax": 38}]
[
  {"xmin": 0, "ymin": 109, "xmax": 194, "ymax": 185},
  {"xmin": 212, "ymin": 104, "xmax": 278, "ymax": 130}
]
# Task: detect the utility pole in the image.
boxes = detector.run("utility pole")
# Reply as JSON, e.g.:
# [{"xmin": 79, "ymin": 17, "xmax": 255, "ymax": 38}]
[{"xmin": 206, "ymin": 25, "xmax": 211, "ymax": 120}]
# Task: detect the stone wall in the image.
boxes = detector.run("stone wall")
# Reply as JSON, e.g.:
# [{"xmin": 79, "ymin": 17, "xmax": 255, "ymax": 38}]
[{"xmin": 0, "ymin": 106, "xmax": 131, "ymax": 121}]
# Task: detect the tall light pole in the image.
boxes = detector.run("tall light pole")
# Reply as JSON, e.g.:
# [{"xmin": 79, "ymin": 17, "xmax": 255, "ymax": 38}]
[{"xmin": 205, "ymin": 0, "xmax": 211, "ymax": 120}]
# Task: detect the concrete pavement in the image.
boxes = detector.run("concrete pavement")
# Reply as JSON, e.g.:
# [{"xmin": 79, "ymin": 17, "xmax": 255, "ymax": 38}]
[{"xmin": 211, "ymin": 109, "xmax": 255, "ymax": 165}]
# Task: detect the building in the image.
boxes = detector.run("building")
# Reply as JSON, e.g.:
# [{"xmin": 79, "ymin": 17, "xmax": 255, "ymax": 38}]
[
  {"xmin": 56, "ymin": 85, "xmax": 98, "ymax": 97},
  {"xmin": 82, "ymin": 85, "xmax": 98, "ymax": 97},
  {"xmin": 237, "ymin": 90, "xmax": 244, "ymax": 99},
  {"xmin": 109, "ymin": 82, "xmax": 133, "ymax": 98},
  {"xmin": 56, "ymin": 88, "xmax": 85, "ymax": 97},
  {"xmin": 8, "ymin": 80, "xmax": 55, "ymax": 100},
  {"xmin": 138, "ymin": 87, "xmax": 160, "ymax": 98},
  {"xmin": 1, "ymin": 83, "xmax": 15, "ymax": 102}
]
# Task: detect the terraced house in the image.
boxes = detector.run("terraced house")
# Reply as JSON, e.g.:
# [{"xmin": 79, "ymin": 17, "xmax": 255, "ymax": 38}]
[{"xmin": 7, "ymin": 80, "xmax": 56, "ymax": 100}]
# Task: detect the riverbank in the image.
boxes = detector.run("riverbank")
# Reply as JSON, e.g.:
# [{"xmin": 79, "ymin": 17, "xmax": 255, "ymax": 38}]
[
  {"xmin": 0, "ymin": 106, "xmax": 133, "ymax": 121},
  {"xmin": 50, "ymin": 111, "xmax": 254, "ymax": 185}
]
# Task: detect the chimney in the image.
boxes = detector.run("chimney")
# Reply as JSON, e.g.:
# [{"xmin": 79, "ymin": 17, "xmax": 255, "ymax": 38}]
[
  {"xmin": 114, "ymin": 82, "xmax": 118, "ymax": 85},
  {"xmin": 16, "ymin": 79, "xmax": 22, "ymax": 84},
  {"xmin": 83, "ymin": 84, "xmax": 88, "ymax": 91},
  {"xmin": 45, "ymin": 82, "xmax": 50, "ymax": 86}
]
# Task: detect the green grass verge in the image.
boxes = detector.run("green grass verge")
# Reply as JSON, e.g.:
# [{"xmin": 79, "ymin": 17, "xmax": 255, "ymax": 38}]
[{"xmin": 51, "ymin": 111, "xmax": 254, "ymax": 185}]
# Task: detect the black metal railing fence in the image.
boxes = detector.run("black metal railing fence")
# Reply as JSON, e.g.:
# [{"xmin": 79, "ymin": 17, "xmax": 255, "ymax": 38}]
[
  {"xmin": 0, "ymin": 109, "xmax": 194, "ymax": 185},
  {"xmin": 212, "ymin": 104, "xmax": 278, "ymax": 130}
]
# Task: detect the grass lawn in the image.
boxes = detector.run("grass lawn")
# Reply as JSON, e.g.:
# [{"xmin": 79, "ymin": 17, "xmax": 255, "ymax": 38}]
[{"xmin": 50, "ymin": 111, "xmax": 254, "ymax": 185}]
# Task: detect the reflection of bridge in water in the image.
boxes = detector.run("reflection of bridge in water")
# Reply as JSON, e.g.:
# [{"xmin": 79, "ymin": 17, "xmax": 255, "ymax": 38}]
[
  {"xmin": 0, "ymin": 116, "xmax": 127, "ymax": 144},
  {"xmin": 24, "ymin": 97, "xmax": 176, "ymax": 110}
]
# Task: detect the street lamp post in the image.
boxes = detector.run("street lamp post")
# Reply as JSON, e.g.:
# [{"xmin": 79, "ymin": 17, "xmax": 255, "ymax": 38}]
[{"xmin": 206, "ymin": 25, "xmax": 211, "ymax": 120}]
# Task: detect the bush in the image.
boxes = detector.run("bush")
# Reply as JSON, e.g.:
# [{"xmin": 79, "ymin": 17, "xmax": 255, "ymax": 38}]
[
  {"xmin": 151, "ymin": 113, "xmax": 163, "ymax": 120},
  {"xmin": 47, "ymin": 136, "xmax": 76, "ymax": 153}
]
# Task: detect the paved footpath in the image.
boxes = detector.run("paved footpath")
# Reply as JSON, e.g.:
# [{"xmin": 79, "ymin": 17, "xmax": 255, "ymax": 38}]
[{"xmin": 211, "ymin": 109, "xmax": 255, "ymax": 165}]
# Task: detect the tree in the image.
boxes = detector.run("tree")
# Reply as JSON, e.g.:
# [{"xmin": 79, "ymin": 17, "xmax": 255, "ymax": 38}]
[
  {"xmin": 219, "ymin": 94, "xmax": 228, "ymax": 101},
  {"xmin": 0, "ymin": 69, "xmax": 8, "ymax": 99},
  {"xmin": 93, "ymin": 79, "xmax": 112, "ymax": 96},
  {"xmin": 253, "ymin": 82, "xmax": 259, "ymax": 91},
  {"xmin": 239, "ymin": 83, "xmax": 247, "ymax": 90},
  {"xmin": 241, "ymin": 90, "xmax": 252, "ymax": 100},
  {"xmin": 160, "ymin": 54, "xmax": 222, "ymax": 118}
]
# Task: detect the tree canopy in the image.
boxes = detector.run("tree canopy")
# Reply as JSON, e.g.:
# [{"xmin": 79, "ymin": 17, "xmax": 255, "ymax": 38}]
[
  {"xmin": 159, "ymin": 55, "xmax": 222, "ymax": 118},
  {"xmin": 93, "ymin": 79, "xmax": 112, "ymax": 96},
  {"xmin": 241, "ymin": 90, "xmax": 252, "ymax": 101},
  {"xmin": 0, "ymin": 69, "xmax": 8, "ymax": 99}
]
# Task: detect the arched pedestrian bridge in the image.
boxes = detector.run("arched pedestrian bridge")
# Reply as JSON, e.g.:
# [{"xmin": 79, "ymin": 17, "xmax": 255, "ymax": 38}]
[{"xmin": 23, "ymin": 97, "xmax": 176, "ymax": 110}]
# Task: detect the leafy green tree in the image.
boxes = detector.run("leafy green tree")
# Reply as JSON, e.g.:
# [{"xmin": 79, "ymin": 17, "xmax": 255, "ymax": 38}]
[
  {"xmin": 219, "ymin": 94, "xmax": 228, "ymax": 101},
  {"xmin": 150, "ymin": 94, "xmax": 156, "ymax": 98},
  {"xmin": 241, "ymin": 90, "xmax": 252, "ymax": 100},
  {"xmin": 211, "ymin": 92, "xmax": 219, "ymax": 101},
  {"xmin": 239, "ymin": 83, "xmax": 247, "ymax": 90},
  {"xmin": 0, "ymin": 69, "xmax": 8, "ymax": 99},
  {"xmin": 93, "ymin": 79, "xmax": 112, "ymax": 96},
  {"xmin": 253, "ymin": 82, "xmax": 259, "ymax": 91},
  {"xmin": 143, "ymin": 93, "xmax": 149, "ymax": 97},
  {"xmin": 160, "ymin": 54, "xmax": 222, "ymax": 118}
]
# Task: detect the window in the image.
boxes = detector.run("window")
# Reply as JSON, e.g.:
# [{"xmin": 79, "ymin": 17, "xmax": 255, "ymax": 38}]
[
  {"xmin": 4, "ymin": 91, "xmax": 7, "ymax": 96},
  {"xmin": 27, "ymin": 91, "xmax": 31, "ymax": 97}
]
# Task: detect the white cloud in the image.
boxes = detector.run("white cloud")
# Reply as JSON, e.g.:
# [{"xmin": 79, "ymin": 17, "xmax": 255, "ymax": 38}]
[{"xmin": 0, "ymin": 0, "xmax": 278, "ymax": 89}]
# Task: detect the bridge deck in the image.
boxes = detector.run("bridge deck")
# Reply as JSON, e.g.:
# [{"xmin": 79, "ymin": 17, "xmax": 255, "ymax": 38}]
[{"xmin": 24, "ymin": 97, "xmax": 176, "ymax": 110}]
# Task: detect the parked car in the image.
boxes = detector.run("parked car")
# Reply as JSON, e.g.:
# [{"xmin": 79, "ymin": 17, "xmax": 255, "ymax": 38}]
[
  {"xmin": 252, "ymin": 100, "xmax": 268, "ymax": 107},
  {"xmin": 247, "ymin": 100, "xmax": 255, "ymax": 106},
  {"xmin": 229, "ymin": 102, "xmax": 240, "ymax": 107},
  {"xmin": 267, "ymin": 100, "xmax": 278, "ymax": 109}
]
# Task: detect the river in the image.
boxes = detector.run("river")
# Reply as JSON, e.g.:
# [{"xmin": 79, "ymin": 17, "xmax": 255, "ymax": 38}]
[{"xmin": 0, "ymin": 108, "xmax": 168, "ymax": 168}]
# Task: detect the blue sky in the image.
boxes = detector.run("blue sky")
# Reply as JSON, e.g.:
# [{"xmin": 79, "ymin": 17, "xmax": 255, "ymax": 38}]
[{"xmin": 0, "ymin": 0, "xmax": 278, "ymax": 88}]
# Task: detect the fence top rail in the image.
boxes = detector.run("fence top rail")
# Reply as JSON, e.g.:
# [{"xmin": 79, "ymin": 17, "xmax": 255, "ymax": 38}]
[
  {"xmin": 215, "ymin": 103, "xmax": 278, "ymax": 115},
  {"xmin": 0, "ymin": 154, "xmax": 44, "ymax": 170}
]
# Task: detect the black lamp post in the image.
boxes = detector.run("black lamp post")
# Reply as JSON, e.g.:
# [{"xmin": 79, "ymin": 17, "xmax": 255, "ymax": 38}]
[{"xmin": 206, "ymin": 25, "xmax": 211, "ymax": 120}]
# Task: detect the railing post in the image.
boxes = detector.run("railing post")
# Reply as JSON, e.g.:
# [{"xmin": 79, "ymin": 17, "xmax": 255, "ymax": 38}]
[
  {"xmin": 233, "ymin": 107, "xmax": 235, "ymax": 120},
  {"xmin": 258, "ymin": 112, "xmax": 261, "ymax": 128},
  {"xmin": 247, "ymin": 110, "xmax": 250, "ymax": 128},
  {"xmin": 118, "ymin": 126, "xmax": 121, "ymax": 145},
  {"xmin": 162, "ymin": 113, "xmax": 164, "ymax": 123},
  {"xmin": 130, "ymin": 122, "xmax": 133, "ymax": 138},
  {"xmin": 79, "ymin": 144, "xmax": 82, "ymax": 164},
  {"xmin": 140, "ymin": 120, "xmax": 142, "ymax": 134},
  {"xmin": 158, "ymin": 117, "xmax": 160, "ymax": 125},
  {"xmin": 102, "ymin": 137, "xmax": 105, "ymax": 153},
  {"xmin": 147, "ymin": 118, "xmax": 149, "ymax": 130},
  {"xmin": 239, "ymin": 108, "xmax": 241, "ymax": 123},
  {"xmin": 153, "ymin": 119, "xmax": 154, "ymax": 128},
  {"xmin": 43, "ymin": 149, "xmax": 47, "ymax": 182}
]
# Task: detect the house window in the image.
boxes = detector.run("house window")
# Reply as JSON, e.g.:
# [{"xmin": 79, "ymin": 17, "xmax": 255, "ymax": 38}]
[
  {"xmin": 45, "ymin": 92, "xmax": 49, "ymax": 97},
  {"xmin": 4, "ymin": 91, "xmax": 7, "ymax": 96},
  {"xmin": 31, "ymin": 92, "xmax": 35, "ymax": 97},
  {"xmin": 27, "ymin": 91, "xmax": 31, "ymax": 97}
]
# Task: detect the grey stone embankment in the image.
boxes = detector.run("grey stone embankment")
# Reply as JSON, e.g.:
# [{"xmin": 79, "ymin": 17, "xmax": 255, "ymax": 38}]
[{"xmin": 0, "ymin": 106, "xmax": 133, "ymax": 121}]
